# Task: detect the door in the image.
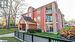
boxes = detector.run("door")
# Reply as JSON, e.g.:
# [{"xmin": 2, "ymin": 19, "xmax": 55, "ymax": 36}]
[
  {"xmin": 22, "ymin": 24, "xmax": 26, "ymax": 31},
  {"xmin": 47, "ymin": 25, "xmax": 53, "ymax": 32}
]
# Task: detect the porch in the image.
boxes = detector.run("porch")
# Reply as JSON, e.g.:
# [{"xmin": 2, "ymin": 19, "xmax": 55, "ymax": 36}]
[{"xmin": 18, "ymin": 22, "xmax": 37, "ymax": 32}]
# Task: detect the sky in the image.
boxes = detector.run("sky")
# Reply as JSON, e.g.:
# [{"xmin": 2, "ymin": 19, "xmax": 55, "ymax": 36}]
[{"xmin": 18, "ymin": 0, "xmax": 75, "ymax": 21}]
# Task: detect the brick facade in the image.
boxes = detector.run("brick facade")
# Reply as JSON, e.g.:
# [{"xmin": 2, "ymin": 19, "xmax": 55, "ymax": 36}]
[{"xmin": 18, "ymin": 1, "xmax": 64, "ymax": 33}]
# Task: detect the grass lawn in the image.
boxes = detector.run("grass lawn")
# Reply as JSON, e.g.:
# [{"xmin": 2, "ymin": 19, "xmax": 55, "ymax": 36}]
[
  {"xmin": 31, "ymin": 32, "xmax": 60, "ymax": 39},
  {"xmin": 0, "ymin": 28, "xmax": 18, "ymax": 35},
  {"xmin": 0, "ymin": 37, "xmax": 22, "ymax": 42},
  {"xmin": 30, "ymin": 26, "xmax": 70, "ymax": 39}
]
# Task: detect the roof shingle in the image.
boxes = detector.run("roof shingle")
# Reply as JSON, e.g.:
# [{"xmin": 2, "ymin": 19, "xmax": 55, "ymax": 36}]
[{"xmin": 22, "ymin": 15, "xmax": 35, "ymax": 23}]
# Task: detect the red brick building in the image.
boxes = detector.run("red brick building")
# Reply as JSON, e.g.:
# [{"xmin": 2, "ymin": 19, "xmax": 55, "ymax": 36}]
[{"xmin": 18, "ymin": 1, "xmax": 64, "ymax": 33}]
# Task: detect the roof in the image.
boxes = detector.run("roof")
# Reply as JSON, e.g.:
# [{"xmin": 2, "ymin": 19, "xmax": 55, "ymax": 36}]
[
  {"xmin": 22, "ymin": 15, "xmax": 35, "ymax": 23},
  {"xmin": 22, "ymin": 1, "xmax": 57, "ymax": 15}
]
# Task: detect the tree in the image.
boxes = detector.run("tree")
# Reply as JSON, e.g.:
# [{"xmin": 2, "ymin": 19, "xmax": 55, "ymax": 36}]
[{"xmin": 0, "ymin": 0, "xmax": 29, "ymax": 28}]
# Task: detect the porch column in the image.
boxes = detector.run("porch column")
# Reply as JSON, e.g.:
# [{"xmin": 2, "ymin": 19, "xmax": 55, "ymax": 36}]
[
  {"xmin": 18, "ymin": 24, "xmax": 20, "ymax": 30},
  {"xmin": 18, "ymin": 24, "xmax": 21, "ymax": 30},
  {"xmin": 26, "ymin": 23, "xmax": 29, "ymax": 32}
]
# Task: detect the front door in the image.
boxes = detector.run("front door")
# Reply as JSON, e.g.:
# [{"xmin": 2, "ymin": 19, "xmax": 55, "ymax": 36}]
[
  {"xmin": 22, "ymin": 24, "xmax": 26, "ymax": 31},
  {"xmin": 47, "ymin": 25, "xmax": 53, "ymax": 32}
]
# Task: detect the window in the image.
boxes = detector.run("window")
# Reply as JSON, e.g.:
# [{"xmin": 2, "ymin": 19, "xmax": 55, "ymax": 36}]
[
  {"xmin": 37, "ymin": 16, "xmax": 41, "ymax": 22},
  {"xmin": 46, "ymin": 8, "xmax": 52, "ymax": 10},
  {"xmin": 46, "ymin": 15, "xmax": 53, "ymax": 22},
  {"xmin": 47, "ymin": 25, "xmax": 53, "ymax": 32},
  {"xmin": 37, "ymin": 23, "xmax": 40, "ymax": 29},
  {"xmin": 46, "ymin": 8, "xmax": 52, "ymax": 14},
  {"xmin": 49, "ymin": 26, "xmax": 53, "ymax": 32}
]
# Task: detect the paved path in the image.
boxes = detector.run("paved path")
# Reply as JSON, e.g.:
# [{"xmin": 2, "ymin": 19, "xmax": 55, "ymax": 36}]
[
  {"xmin": 0, "ymin": 33, "xmax": 26, "ymax": 42},
  {"xmin": 0, "ymin": 33, "xmax": 14, "ymax": 37}
]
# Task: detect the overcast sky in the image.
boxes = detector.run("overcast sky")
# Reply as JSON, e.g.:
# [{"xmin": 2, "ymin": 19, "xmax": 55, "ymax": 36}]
[{"xmin": 21, "ymin": 0, "xmax": 75, "ymax": 21}]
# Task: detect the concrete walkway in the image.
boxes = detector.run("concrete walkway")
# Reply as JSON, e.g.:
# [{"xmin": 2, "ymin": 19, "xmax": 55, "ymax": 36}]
[
  {"xmin": 0, "ymin": 33, "xmax": 14, "ymax": 37},
  {"xmin": 0, "ymin": 33, "xmax": 26, "ymax": 42}
]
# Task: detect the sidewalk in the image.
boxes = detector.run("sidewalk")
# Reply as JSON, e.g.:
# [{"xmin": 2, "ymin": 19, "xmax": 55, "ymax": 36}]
[
  {"xmin": 0, "ymin": 33, "xmax": 26, "ymax": 42},
  {"xmin": 0, "ymin": 33, "xmax": 14, "ymax": 37}
]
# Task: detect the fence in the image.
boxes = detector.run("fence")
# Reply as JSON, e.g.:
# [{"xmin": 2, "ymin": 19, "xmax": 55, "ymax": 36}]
[{"xmin": 14, "ymin": 31, "xmax": 72, "ymax": 42}]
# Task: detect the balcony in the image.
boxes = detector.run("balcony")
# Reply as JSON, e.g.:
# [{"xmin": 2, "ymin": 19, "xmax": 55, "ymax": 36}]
[
  {"xmin": 46, "ymin": 22, "xmax": 53, "ymax": 24},
  {"xmin": 46, "ymin": 8, "xmax": 52, "ymax": 14},
  {"xmin": 45, "ymin": 15, "xmax": 53, "ymax": 23},
  {"xmin": 45, "ymin": 19, "xmax": 53, "ymax": 24}
]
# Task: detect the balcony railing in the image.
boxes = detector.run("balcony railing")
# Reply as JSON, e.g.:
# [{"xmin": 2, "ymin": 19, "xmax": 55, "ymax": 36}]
[
  {"xmin": 45, "ymin": 16, "xmax": 53, "ymax": 22},
  {"xmin": 45, "ymin": 21, "xmax": 53, "ymax": 25},
  {"xmin": 46, "ymin": 20, "xmax": 53, "ymax": 22}
]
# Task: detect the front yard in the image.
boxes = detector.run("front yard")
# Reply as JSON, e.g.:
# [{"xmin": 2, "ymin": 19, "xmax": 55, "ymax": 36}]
[
  {"xmin": 31, "ymin": 32, "xmax": 60, "ymax": 39},
  {"xmin": 0, "ymin": 37, "xmax": 22, "ymax": 42},
  {"xmin": 0, "ymin": 28, "xmax": 18, "ymax": 35},
  {"xmin": 15, "ymin": 31, "xmax": 72, "ymax": 42},
  {"xmin": 0, "ymin": 28, "xmax": 22, "ymax": 42}
]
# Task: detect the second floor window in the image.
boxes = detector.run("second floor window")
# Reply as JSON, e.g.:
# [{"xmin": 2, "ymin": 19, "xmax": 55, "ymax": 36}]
[
  {"xmin": 37, "ymin": 16, "xmax": 41, "ymax": 22},
  {"xmin": 46, "ymin": 8, "xmax": 52, "ymax": 14},
  {"xmin": 46, "ymin": 15, "xmax": 53, "ymax": 22}
]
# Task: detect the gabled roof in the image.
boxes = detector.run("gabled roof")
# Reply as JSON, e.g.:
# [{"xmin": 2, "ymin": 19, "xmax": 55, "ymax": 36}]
[
  {"xmin": 22, "ymin": 1, "xmax": 57, "ymax": 15},
  {"xmin": 22, "ymin": 15, "xmax": 35, "ymax": 23}
]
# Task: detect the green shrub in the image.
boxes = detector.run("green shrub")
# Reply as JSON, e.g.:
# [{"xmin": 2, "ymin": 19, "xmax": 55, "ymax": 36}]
[
  {"xmin": 36, "ymin": 29, "xmax": 42, "ymax": 33},
  {"xmin": 10, "ymin": 23, "xmax": 15, "ymax": 26},
  {"xmin": 27, "ymin": 28, "xmax": 36, "ymax": 33},
  {"xmin": 32, "ymin": 20, "xmax": 35, "ymax": 23},
  {"xmin": 27, "ymin": 28, "xmax": 42, "ymax": 33}
]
